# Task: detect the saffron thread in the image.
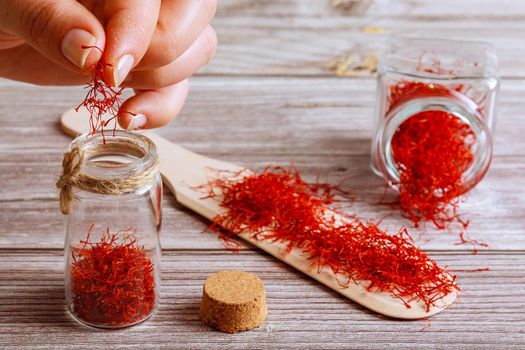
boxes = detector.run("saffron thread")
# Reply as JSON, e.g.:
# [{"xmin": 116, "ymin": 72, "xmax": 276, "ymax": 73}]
[
  {"xmin": 204, "ymin": 165, "xmax": 459, "ymax": 311},
  {"xmin": 70, "ymin": 225, "xmax": 156, "ymax": 327},
  {"xmin": 75, "ymin": 45, "xmax": 133, "ymax": 143}
]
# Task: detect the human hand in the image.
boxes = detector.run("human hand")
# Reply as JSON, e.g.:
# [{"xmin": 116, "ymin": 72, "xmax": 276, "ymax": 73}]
[{"xmin": 0, "ymin": 0, "xmax": 217, "ymax": 129}]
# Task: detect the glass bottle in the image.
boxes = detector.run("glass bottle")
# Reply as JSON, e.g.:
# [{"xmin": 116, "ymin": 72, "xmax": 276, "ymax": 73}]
[
  {"xmin": 371, "ymin": 37, "xmax": 500, "ymax": 191},
  {"xmin": 62, "ymin": 131, "xmax": 162, "ymax": 329}
]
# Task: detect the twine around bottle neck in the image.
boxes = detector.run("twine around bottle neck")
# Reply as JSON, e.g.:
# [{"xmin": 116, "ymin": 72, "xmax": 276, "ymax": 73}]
[{"xmin": 56, "ymin": 142, "xmax": 159, "ymax": 215}]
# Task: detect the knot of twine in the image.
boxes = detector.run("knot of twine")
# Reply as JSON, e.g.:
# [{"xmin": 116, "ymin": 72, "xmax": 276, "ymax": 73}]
[{"xmin": 56, "ymin": 144, "xmax": 159, "ymax": 215}]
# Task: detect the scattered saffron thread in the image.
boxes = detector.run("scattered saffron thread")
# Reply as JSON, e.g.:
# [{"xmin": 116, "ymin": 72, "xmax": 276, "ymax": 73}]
[
  {"xmin": 70, "ymin": 225, "xmax": 155, "ymax": 326},
  {"xmin": 455, "ymin": 230, "xmax": 489, "ymax": 255},
  {"xmin": 451, "ymin": 268, "xmax": 490, "ymax": 273},
  {"xmin": 416, "ymin": 49, "xmax": 458, "ymax": 75},
  {"xmin": 419, "ymin": 317, "xmax": 432, "ymax": 332},
  {"xmin": 204, "ymin": 166, "xmax": 459, "ymax": 311},
  {"xmin": 388, "ymin": 81, "xmax": 464, "ymax": 113}
]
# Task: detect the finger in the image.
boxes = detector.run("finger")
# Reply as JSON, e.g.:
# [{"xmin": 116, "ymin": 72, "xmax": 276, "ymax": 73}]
[
  {"xmin": 136, "ymin": 0, "xmax": 217, "ymax": 70},
  {"xmin": 0, "ymin": 28, "xmax": 25, "ymax": 49},
  {"xmin": 0, "ymin": 0, "xmax": 105, "ymax": 70},
  {"xmin": 102, "ymin": 0, "xmax": 161, "ymax": 87},
  {"xmin": 118, "ymin": 80, "xmax": 189, "ymax": 130},
  {"xmin": 0, "ymin": 44, "xmax": 90, "ymax": 85},
  {"xmin": 123, "ymin": 26, "xmax": 217, "ymax": 90}
]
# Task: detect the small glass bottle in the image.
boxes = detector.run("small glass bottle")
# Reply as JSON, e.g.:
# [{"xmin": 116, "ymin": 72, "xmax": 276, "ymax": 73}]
[
  {"xmin": 60, "ymin": 131, "xmax": 162, "ymax": 329},
  {"xmin": 371, "ymin": 37, "xmax": 499, "ymax": 191}
]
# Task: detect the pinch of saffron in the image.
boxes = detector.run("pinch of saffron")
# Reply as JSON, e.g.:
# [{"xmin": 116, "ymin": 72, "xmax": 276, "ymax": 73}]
[
  {"xmin": 205, "ymin": 166, "xmax": 459, "ymax": 311},
  {"xmin": 75, "ymin": 46, "xmax": 124, "ymax": 143},
  {"xmin": 70, "ymin": 226, "xmax": 155, "ymax": 326}
]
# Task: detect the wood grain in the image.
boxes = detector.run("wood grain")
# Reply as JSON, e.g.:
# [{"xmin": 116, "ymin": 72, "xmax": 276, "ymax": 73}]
[
  {"xmin": 206, "ymin": 0, "xmax": 525, "ymax": 78},
  {"xmin": 1, "ymin": 0, "xmax": 525, "ymax": 348},
  {"xmin": 1, "ymin": 250, "xmax": 524, "ymax": 350},
  {"xmin": 217, "ymin": 0, "xmax": 525, "ymax": 18},
  {"xmin": 0, "ymin": 78, "xmax": 523, "ymax": 252}
]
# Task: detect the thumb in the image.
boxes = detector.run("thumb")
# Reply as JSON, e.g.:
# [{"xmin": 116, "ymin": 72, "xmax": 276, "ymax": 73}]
[{"xmin": 0, "ymin": 0, "xmax": 105, "ymax": 71}]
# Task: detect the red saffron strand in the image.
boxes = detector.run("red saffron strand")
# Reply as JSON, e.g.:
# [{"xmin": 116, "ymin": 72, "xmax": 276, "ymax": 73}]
[
  {"xmin": 388, "ymin": 81, "xmax": 476, "ymax": 229},
  {"xmin": 205, "ymin": 166, "xmax": 459, "ymax": 311},
  {"xmin": 452, "ymin": 268, "xmax": 490, "ymax": 273},
  {"xmin": 75, "ymin": 45, "xmax": 126, "ymax": 143},
  {"xmin": 70, "ymin": 226, "xmax": 156, "ymax": 327},
  {"xmin": 419, "ymin": 317, "xmax": 432, "ymax": 332},
  {"xmin": 388, "ymin": 81, "xmax": 464, "ymax": 113},
  {"xmin": 454, "ymin": 230, "xmax": 489, "ymax": 255}
]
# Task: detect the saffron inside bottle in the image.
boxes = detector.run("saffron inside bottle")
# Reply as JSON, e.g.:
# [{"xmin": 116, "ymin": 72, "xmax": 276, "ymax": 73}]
[
  {"xmin": 68, "ymin": 225, "xmax": 156, "ymax": 327},
  {"xmin": 62, "ymin": 131, "xmax": 162, "ymax": 328},
  {"xmin": 371, "ymin": 37, "xmax": 499, "ymax": 228}
]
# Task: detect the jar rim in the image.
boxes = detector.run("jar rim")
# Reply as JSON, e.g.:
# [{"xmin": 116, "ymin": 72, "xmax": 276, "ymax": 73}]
[
  {"xmin": 69, "ymin": 130, "xmax": 158, "ymax": 180},
  {"xmin": 375, "ymin": 96, "xmax": 493, "ymax": 191}
]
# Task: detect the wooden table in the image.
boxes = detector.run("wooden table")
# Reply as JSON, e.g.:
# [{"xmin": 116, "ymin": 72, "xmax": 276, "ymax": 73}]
[{"xmin": 1, "ymin": 1, "xmax": 524, "ymax": 349}]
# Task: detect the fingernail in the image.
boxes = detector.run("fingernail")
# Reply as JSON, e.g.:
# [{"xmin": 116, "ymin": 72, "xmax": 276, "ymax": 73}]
[
  {"xmin": 61, "ymin": 29, "xmax": 96, "ymax": 68},
  {"xmin": 127, "ymin": 114, "xmax": 147, "ymax": 130},
  {"xmin": 114, "ymin": 55, "xmax": 134, "ymax": 87},
  {"xmin": 122, "ymin": 71, "xmax": 133, "ymax": 84}
]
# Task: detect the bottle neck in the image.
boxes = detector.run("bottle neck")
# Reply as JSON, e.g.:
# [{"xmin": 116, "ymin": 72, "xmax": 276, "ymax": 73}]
[{"xmin": 71, "ymin": 130, "xmax": 158, "ymax": 180}]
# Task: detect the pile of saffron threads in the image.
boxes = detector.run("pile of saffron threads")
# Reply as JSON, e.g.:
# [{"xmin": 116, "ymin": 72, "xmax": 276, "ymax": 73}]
[
  {"xmin": 70, "ymin": 226, "xmax": 155, "ymax": 327},
  {"xmin": 76, "ymin": 46, "xmax": 125, "ymax": 142},
  {"xmin": 388, "ymin": 81, "xmax": 477, "ymax": 229},
  {"xmin": 205, "ymin": 166, "xmax": 459, "ymax": 311}
]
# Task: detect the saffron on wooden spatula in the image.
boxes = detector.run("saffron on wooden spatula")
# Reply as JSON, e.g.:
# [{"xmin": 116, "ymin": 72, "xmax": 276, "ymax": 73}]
[{"xmin": 205, "ymin": 166, "xmax": 459, "ymax": 311}]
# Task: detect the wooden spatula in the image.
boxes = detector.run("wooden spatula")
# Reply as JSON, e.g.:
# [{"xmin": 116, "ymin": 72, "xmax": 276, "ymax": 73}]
[{"xmin": 61, "ymin": 107, "xmax": 458, "ymax": 319}]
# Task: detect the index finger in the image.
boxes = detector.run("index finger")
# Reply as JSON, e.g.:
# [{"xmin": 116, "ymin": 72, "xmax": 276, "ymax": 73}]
[{"xmin": 102, "ymin": 0, "xmax": 161, "ymax": 86}]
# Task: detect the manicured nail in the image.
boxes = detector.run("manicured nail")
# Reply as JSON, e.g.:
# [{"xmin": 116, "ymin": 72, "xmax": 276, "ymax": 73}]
[
  {"xmin": 127, "ymin": 114, "xmax": 147, "ymax": 130},
  {"xmin": 114, "ymin": 55, "xmax": 134, "ymax": 87},
  {"xmin": 61, "ymin": 29, "xmax": 96, "ymax": 68}
]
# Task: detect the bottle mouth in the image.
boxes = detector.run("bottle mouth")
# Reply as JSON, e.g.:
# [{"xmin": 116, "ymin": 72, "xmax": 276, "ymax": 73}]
[
  {"xmin": 70, "ymin": 130, "xmax": 158, "ymax": 180},
  {"xmin": 375, "ymin": 96, "xmax": 493, "ymax": 192}
]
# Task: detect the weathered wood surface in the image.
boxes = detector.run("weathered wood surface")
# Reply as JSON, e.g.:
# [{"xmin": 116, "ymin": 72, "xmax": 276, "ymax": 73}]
[
  {"xmin": 0, "ymin": 79, "xmax": 524, "ymax": 251},
  {"xmin": 209, "ymin": 0, "xmax": 525, "ymax": 78},
  {"xmin": 1, "ymin": 250, "xmax": 524, "ymax": 350},
  {"xmin": 1, "ymin": 0, "xmax": 524, "ymax": 349}
]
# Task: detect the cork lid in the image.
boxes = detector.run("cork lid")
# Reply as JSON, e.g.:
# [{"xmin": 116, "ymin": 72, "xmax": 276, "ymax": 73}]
[
  {"xmin": 203, "ymin": 270, "xmax": 264, "ymax": 304},
  {"xmin": 200, "ymin": 270, "xmax": 267, "ymax": 333}
]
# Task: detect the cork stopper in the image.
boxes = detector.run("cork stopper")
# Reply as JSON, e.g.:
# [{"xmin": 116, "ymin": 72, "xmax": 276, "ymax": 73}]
[{"xmin": 200, "ymin": 270, "xmax": 267, "ymax": 333}]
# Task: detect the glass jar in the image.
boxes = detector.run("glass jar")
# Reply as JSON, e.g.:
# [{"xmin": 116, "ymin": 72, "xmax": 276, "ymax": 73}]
[
  {"xmin": 61, "ymin": 131, "xmax": 162, "ymax": 329},
  {"xmin": 371, "ymin": 37, "xmax": 499, "ymax": 191}
]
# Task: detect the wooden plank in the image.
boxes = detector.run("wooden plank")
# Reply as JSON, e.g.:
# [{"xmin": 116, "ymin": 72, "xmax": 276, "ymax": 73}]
[
  {"xmin": 0, "ymin": 78, "xmax": 523, "ymax": 250},
  {"xmin": 0, "ymin": 153, "xmax": 524, "ymax": 251},
  {"xmin": 217, "ymin": 0, "xmax": 525, "ymax": 19},
  {"xmin": 0, "ymin": 250, "xmax": 524, "ymax": 349},
  {"xmin": 0, "ymin": 0, "xmax": 523, "ymax": 347},
  {"xmin": 204, "ymin": 1, "xmax": 525, "ymax": 78},
  {"xmin": 207, "ymin": 16, "xmax": 525, "ymax": 78},
  {"xmin": 205, "ymin": 0, "xmax": 525, "ymax": 77},
  {"xmin": 0, "ymin": 78, "xmax": 523, "ymax": 157}
]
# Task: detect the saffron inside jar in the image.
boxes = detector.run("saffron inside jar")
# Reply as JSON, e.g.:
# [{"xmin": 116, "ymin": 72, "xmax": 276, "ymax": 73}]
[
  {"xmin": 206, "ymin": 166, "xmax": 459, "ymax": 311},
  {"xmin": 69, "ymin": 226, "xmax": 156, "ymax": 327},
  {"xmin": 387, "ymin": 81, "xmax": 478, "ymax": 228}
]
